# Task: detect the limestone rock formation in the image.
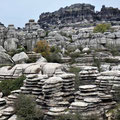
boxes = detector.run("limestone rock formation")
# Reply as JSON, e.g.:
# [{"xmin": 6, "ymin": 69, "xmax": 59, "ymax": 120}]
[
  {"xmin": 79, "ymin": 66, "xmax": 99, "ymax": 85},
  {"xmin": 0, "ymin": 52, "xmax": 14, "ymax": 65},
  {"xmin": 38, "ymin": 4, "xmax": 120, "ymax": 29},
  {"xmin": 38, "ymin": 3, "xmax": 96, "ymax": 28},
  {"xmin": 12, "ymin": 52, "xmax": 29, "ymax": 63},
  {"xmin": 0, "ymin": 46, "xmax": 6, "ymax": 52},
  {"xmin": 97, "ymin": 5, "xmax": 120, "ymax": 21},
  {"xmin": 4, "ymin": 38, "xmax": 18, "ymax": 51}
]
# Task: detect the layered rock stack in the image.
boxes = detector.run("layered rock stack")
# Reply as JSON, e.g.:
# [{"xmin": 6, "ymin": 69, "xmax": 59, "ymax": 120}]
[
  {"xmin": 0, "ymin": 92, "xmax": 15, "ymax": 120},
  {"xmin": 96, "ymin": 71, "xmax": 120, "ymax": 101},
  {"xmin": 25, "ymin": 19, "xmax": 40, "ymax": 32},
  {"xmin": 41, "ymin": 77, "xmax": 69, "ymax": 116},
  {"xmin": 6, "ymin": 95, "xmax": 17, "ymax": 106},
  {"xmin": 42, "ymin": 77, "xmax": 65, "ymax": 107},
  {"xmin": 0, "ymin": 106, "xmax": 14, "ymax": 120},
  {"xmin": 57, "ymin": 73, "xmax": 75, "ymax": 102},
  {"xmin": 79, "ymin": 66, "xmax": 99, "ymax": 85},
  {"xmin": 36, "ymin": 76, "xmax": 49, "ymax": 107},
  {"xmin": 21, "ymin": 74, "xmax": 48, "ymax": 95},
  {"xmin": 75, "ymin": 54, "xmax": 94, "ymax": 66},
  {"xmin": 96, "ymin": 71, "xmax": 120, "ymax": 93},
  {"xmin": 69, "ymin": 84, "xmax": 116, "ymax": 119},
  {"xmin": 69, "ymin": 85, "xmax": 103, "ymax": 118}
]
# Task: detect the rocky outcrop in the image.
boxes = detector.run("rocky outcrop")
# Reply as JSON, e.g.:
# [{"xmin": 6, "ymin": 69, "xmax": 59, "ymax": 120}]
[
  {"xmin": 38, "ymin": 4, "xmax": 120, "ymax": 28},
  {"xmin": 38, "ymin": 4, "xmax": 96, "ymax": 28},
  {"xmin": 12, "ymin": 52, "xmax": 29, "ymax": 64},
  {"xmin": 97, "ymin": 5, "xmax": 120, "ymax": 21},
  {"xmin": 0, "ymin": 52, "xmax": 14, "ymax": 65},
  {"xmin": 79, "ymin": 66, "xmax": 99, "ymax": 85}
]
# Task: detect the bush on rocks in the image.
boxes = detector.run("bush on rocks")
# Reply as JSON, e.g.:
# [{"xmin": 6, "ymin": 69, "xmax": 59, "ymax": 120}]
[
  {"xmin": 56, "ymin": 113, "xmax": 82, "ymax": 120},
  {"xmin": 0, "ymin": 75, "xmax": 26, "ymax": 96},
  {"xmin": 14, "ymin": 94, "xmax": 44, "ymax": 120},
  {"xmin": 56, "ymin": 113, "xmax": 99, "ymax": 120},
  {"xmin": 93, "ymin": 23, "xmax": 111, "ymax": 33},
  {"xmin": 46, "ymin": 52, "xmax": 62, "ymax": 63},
  {"xmin": 46, "ymin": 46, "xmax": 62, "ymax": 63},
  {"xmin": 69, "ymin": 67, "xmax": 81, "ymax": 91},
  {"xmin": 34, "ymin": 40, "xmax": 50, "ymax": 58}
]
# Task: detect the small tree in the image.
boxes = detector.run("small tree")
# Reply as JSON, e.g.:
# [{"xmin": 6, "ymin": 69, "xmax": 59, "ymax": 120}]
[
  {"xmin": 34, "ymin": 40, "xmax": 50, "ymax": 58},
  {"xmin": 93, "ymin": 23, "xmax": 111, "ymax": 33}
]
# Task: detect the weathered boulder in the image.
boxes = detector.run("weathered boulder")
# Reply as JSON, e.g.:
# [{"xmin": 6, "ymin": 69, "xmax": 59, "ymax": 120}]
[
  {"xmin": 8, "ymin": 115, "xmax": 17, "ymax": 120},
  {"xmin": 42, "ymin": 63, "xmax": 63, "ymax": 77},
  {"xmin": 82, "ymin": 47, "xmax": 90, "ymax": 53},
  {"xmin": 36, "ymin": 56, "xmax": 47, "ymax": 63},
  {"xmin": 12, "ymin": 52, "xmax": 29, "ymax": 63},
  {"xmin": 0, "ymin": 52, "xmax": 14, "ymax": 65},
  {"xmin": 74, "ymin": 49, "xmax": 81, "ymax": 53},
  {"xmin": 0, "ymin": 46, "xmax": 6, "ymax": 52},
  {"xmin": 4, "ymin": 38, "xmax": 18, "ymax": 51}
]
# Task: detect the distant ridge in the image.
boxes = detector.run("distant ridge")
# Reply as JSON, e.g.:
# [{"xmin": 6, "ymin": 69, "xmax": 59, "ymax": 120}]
[{"xmin": 38, "ymin": 3, "xmax": 120, "ymax": 28}]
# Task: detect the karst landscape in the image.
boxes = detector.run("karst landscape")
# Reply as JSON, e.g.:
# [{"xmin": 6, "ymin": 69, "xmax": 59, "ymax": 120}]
[{"xmin": 0, "ymin": 2, "xmax": 120, "ymax": 120}]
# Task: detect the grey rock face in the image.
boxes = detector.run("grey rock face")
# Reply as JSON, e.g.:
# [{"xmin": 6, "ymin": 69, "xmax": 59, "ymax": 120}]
[
  {"xmin": 12, "ymin": 52, "xmax": 29, "ymax": 63},
  {"xmin": 38, "ymin": 4, "xmax": 120, "ymax": 29},
  {"xmin": 4, "ymin": 38, "xmax": 18, "ymax": 51},
  {"xmin": 0, "ymin": 46, "xmax": 6, "ymax": 52},
  {"xmin": 38, "ymin": 3, "xmax": 95, "ymax": 28},
  {"xmin": 36, "ymin": 56, "xmax": 47, "ymax": 63},
  {"xmin": 97, "ymin": 5, "xmax": 120, "ymax": 21},
  {"xmin": 0, "ymin": 52, "xmax": 14, "ymax": 65}
]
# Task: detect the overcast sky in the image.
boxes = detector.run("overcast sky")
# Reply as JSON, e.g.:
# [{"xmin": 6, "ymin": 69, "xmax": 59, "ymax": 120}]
[{"xmin": 0, "ymin": 0, "xmax": 119, "ymax": 27}]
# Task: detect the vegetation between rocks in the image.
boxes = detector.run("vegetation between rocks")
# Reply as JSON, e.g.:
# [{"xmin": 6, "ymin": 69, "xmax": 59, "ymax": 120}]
[
  {"xmin": 34, "ymin": 40, "xmax": 50, "ymax": 58},
  {"xmin": 0, "ymin": 75, "xmax": 26, "ymax": 96},
  {"xmin": 14, "ymin": 94, "xmax": 44, "ymax": 120},
  {"xmin": 93, "ymin": 23, "xmax": 111, "ymax": 33},
  {"xmin": 69, "ymin": 66, "xmax": 81, "ymax": 91},
  {"xmin": 56, "ymin": 113, "xmax": 99, "ymax": 120}
]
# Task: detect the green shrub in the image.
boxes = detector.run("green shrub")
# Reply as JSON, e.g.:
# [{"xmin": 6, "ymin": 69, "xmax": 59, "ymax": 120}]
[
  {"xmin": 14, "ymin": 94, "xmax": 44, "ymax": 120},
  {"xmin": 78, "ymin": 45, "xmax": 83, "ymax": 52},
  {"xmin": 9, "ymin": 47, "xmax": 26, "ymax": 57},
  {"xmin": 0, "ymin": 75, "xmax": 26, "ymax": 96},
  {"xmin": 109, "ymin": 47, "xmax": 120, "ymax": 56},
  {"xmin": 46, "ymin": 46, "xmax": 62, "ymax": 63},
  {"xmin": 56, "ymin": 113, "xmax": 100, "ymax": 120},
  {"xmin": 50, "ymin": 46, "xmax": 61, "ymax": 53},
  {"xmin": 66, "ymin": 47, "xmax": 76, "ymax": 54},
  {"xmin": 45, "ymin": 31, "xmax": 49, "ymax": 37},
  {"xmin": 87, "ymin": 115, "xmax": 99, "ymax": 120},
  {"xmin": 26, "ymin": 57, "xmax": 37, "ymax": 63},
  {"xmin": 113, "ymin": 86, "xmax": 120, "ymax": 103},
  {"xmin": 70, "ymin": 52, "xmax": 80, "ymax": 58},
  {"xmin": 93, "ymin": 23, "xmax": 111, "ymax": 33},
  {"xmin": 104, "ymin": 58, "xmax": 120, "ymax": 63},
  {"xmin": 56, "ymin": 113, "xmax": 82, "ymax": 120},
  {"xmin": 69, "ymin": 39, "xmax": 74, "ymax": 43},
  {"xmin": 93, "ymin": 56, "xmax": 101, "ymax": 72},
  {"xmin": 46, "ymin": 52, "xmax": 62, "ymax": 63},
  {"xmin": 69, "ymin": 67, "xmax": 81, "ymax": 91}
]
